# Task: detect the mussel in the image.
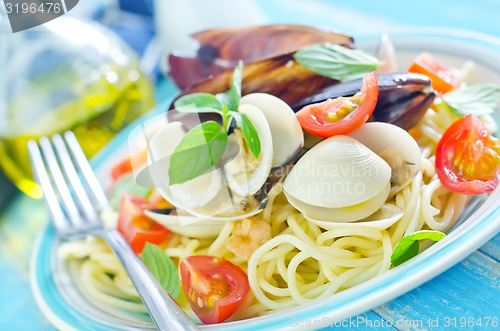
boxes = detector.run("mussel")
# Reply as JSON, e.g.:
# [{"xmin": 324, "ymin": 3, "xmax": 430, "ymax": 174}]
[
  {"xmin": 171, "ymin": 69, "xmax": 435, "ymax": 132},
  {"xmin": 169, "ymin": 24, "xmax": 354, "ymax": 89},
  {"xmin": 171, "ymin": 52, "xmax": 338, "ymax": 109},
  {"xmin": 166, "ymin": 50, "xmax": 341, "ymax": 130},
  {"xmin": 291, "ymin": 72, "xmax": 436, "ymax": 130}
]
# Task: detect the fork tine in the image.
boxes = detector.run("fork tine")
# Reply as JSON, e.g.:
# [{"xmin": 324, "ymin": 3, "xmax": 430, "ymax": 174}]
[
  {"xmin": 27, "ymin": 140, "xmax": 69, "ymax": 235},
  {"xmin": 63, "ymin": 131, "xmax": 108, "ymax": 209},
  {"xmin": 52, "ymin": 134, "xmax": 100, "ymax": 224},
  {"xmin": 31, "ymin": 135, "xmax": 198, "ymax": 331},
  {"xmin": 39, "ymin": 137, "xmax": 84, "ymax": 227}
]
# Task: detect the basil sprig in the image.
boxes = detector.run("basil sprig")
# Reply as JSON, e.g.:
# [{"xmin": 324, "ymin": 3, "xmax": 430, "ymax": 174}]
[
  {"xmin": 232, "ymin": 112, "xmax": 261, "ymax": 158},
  {"xmin": 169, "ymin": 121, "xmax": 228, "ymax": 185},
  {"xmin": 141, "ymin": 243, "xmax": 181, "ymax": 299},
  {"xmin": 215, "ymin": 59, "xmax": 243, "ymax": 111},
  {"xmin": 294, "ymin": 43, "xmax": 384, "ymax": 81},
  {"xmin": 170, "ymin": 61, "xmax": 261, "ymax": 185},
  {"xmin": 391, "ymin": 230, "xmax": 446, "ymax": 266},
  {"xmin": 442, "ymin": 83, "xmax": 500, "ymax": 117},
  {"xmin": 174, "ymin": 93, "xmax": 224, "ymax": 115}
]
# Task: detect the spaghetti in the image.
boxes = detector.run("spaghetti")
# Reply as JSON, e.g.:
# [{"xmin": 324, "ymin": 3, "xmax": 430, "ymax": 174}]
[{"xmin": 58, "ymin": 101, "xmax": 477, "ymax": 319}]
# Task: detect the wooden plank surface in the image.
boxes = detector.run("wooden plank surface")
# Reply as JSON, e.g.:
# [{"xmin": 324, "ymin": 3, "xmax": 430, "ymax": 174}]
[
  {"xmin": 480, "ymin": 234, "xmax": 500, "ymax": 262},
  {"xmin": 370, "ymin": 247, "xmax": 500, "ymax": 330}
]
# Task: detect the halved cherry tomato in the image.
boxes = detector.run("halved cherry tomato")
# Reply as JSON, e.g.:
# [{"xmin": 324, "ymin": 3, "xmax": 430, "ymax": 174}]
[
  {"xmin": 117, "ymin": 194, "xmax": 170, "ymax": 253},
  {"xmin": 111, "ymin": 149, "xmax": 148, "ymax": 181},
  {"xmin": 147, "ymin": 190, "xmax": 174, "ymax": 209},
  {"xmin": 436, "ymin": 114, "xmax": 500, "ymax": 194},
  {"xmin": 408, "ymin": 52, "xmax": 458, "ymax": 94},
  {"xmin": 179, "ymin": 255, "xmax": 249, "ymax": 324},
  {"xmin": 296, "ymin": 71, "xmax": 378, "ymax": 138},
  {"xmin": 111, "ymin": 157, "xmax": 133, "ymax": 181}
]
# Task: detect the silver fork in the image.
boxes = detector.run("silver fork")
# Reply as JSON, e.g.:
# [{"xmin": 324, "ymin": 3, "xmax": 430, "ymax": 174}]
[{"xmin": 28, "ymin": 131, "xmax": 199, "ymax": 331}]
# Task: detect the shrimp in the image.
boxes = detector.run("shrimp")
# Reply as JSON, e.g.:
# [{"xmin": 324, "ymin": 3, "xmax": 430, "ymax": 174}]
[{"xmin": 226, "ymin": 218, "xmax": 271, "ymax": 260}]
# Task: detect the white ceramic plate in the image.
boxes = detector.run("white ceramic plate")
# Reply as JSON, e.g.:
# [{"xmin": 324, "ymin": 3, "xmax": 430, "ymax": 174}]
[{"xmin": 31, "ymin": 29, "xmax": 500, "ymax": 330}]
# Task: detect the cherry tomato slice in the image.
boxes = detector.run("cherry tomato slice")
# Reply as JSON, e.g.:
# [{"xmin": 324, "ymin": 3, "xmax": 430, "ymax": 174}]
[
  {"xmin": 111, "ymin": 149, "xmax": 148, "ymax": 181},
  {"xmin": 408, "ymin": 52, "xmax": 458, "ymax": 94},
  {"xmin": 147, "ymin": 190, "xmax": 174, "ymax": 209},
  {"xmin": 436, "ymin": 114, "xmax": 500, "ymax": 194},
  {"xmin": 179, "ymin": 255, "xmax": 249, "ymax": 324},
  {"xmin": 117, "ymin": 194, "xmax": 170, "ymax": 253},
  {"xmin": 111, "ymin": 157, "xmax": 133, "ymax": 181},
  {"xmin": 296, "ymin": 71, "xmax": 378, "ymax": 138}
]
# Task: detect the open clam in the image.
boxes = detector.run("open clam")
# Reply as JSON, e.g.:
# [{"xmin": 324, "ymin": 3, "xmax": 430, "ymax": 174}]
[
  {"xmin": 348, "ymin": 122, "xmax": 421, "ymax": 179},
  {"xmin": 145, "ymin": 208, "xmax": 225, "ymax": 238},
  {"xmin": 284, "ymin": 135, "xmax": 392, "ymax": 222},
  {"xmin": 145, "ymin": 93, "xmax": 303, "ymax": 222},
  {"xmin": 145, "ymin": 121, "xmax": 223, "ymax": 211},
  {"xmin": 240, "ymin": 93, "xmax": 304, "ymax": 167},
  {"xmin": 144, "ymin": 121, "xmax": 263, "ymax": 220},
  {"xmin": 305, "ymin": 203, "xmax": 403, "ymax": 230},
  {"xmin": 224, "ymin": 104, "xmax": 273, "ymax": 197}
]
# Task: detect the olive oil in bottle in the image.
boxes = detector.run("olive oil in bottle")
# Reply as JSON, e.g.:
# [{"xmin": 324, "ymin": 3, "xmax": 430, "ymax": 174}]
[
  {"xmin": 0, "ymin": 70, "xmax": 153, "ymax": 198},
  {"xmin": 0, "ymin": 18, "xmax": 155, "ymax": 198}
]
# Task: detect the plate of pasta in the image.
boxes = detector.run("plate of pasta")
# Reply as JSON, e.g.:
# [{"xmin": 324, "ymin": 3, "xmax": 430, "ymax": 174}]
[{"xmin": 31, "ymin": 28, "xmax": 500, "ymax": 330}]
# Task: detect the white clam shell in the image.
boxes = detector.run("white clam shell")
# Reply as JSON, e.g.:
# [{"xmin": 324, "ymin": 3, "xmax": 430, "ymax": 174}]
[
  {"xmin": 169, "ymin": 171, "xmax": 222, "ymax": 210},
  {"xmin": 240, "ymin": 93, "xmax": 304, "ymax": 166},
  {"xmin": 141, "ymin": 119, "xmax": 266, "ymax": 220},
  {"xmin": 375, "ymin": 34, "xmax": 397, "ymax": 73},
  {"xmin": 147, "ymin": 121, "xmax": 222, "ymax": 210},
  {"xmin": 283, "ymin": 135, "xmax": 391, "ymax": 209},
  {"xmin": 305, "ymin": 203, "xmax": 403, "ymax": 230},
  {"xmin": 145, "ymin": 209, "xmax": 225, "ymax": 238},
  {"xmin": 168, "ymin": 183, "xmax": 264, "ymax": 221},
  {"xmin": 147, "ymin": 121, "xmax": 185, "ymax": 160},
  {"xmin": 348, "ymin": 122, "xmax": 421, "ymax": 176},
  {"xmin": 285, "ymin": 182, "xmax": 390, "ymax": 222},
  {"xmin": 181, "ymin": 187, "xmax": 244, "ymax": 218},
  {"xmin": 127, "ymin": 113, "xmax": 170, "ymax": 179},
  {"xmin": 225, "ymin": 104, "xmax": 273, "ymax": 197},
  {"xmin": 182, "ymin": 203, "xmax": 263, "ymax": 221}
]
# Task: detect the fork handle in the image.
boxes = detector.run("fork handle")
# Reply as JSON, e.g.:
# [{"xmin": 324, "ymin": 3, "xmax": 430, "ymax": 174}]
[{"xmin": 103, "ymin": 230, "xmax": 199, "ymax": 331}]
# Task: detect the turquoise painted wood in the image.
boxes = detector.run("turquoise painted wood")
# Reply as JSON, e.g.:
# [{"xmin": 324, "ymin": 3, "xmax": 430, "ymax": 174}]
[
  {"xmin": 372, "ymin": 249, "xmax": 500, "ymax": 330},
  {"xmin": 1, "ymin": 1, "xmax": 500, "ymax": 330},
  {"xmin": 480, "ymin": 233, "xmax": 500, "ymax": 262}
]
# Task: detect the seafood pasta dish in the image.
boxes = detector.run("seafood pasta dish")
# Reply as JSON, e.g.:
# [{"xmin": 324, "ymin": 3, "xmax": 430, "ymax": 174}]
[{"xmin": 58, "ymin": 25, "xmax": 500, "ymax": 325}]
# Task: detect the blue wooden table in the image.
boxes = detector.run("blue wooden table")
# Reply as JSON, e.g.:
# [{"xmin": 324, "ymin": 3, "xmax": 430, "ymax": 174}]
[{"xmin": 1, "ymin": 1, "xmax": 500, "ymax": 330}]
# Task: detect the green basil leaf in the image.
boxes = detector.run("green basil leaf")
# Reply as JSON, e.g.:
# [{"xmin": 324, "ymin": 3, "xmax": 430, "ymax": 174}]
[
  {"xmin": 169, "ymin": 121, "xmax": 227, "ymax": 185},
  {"xmin": 294, "ymin": 43, "xmax": 383, "ymax": 81},
  {"xmin": 141, "ymin": 243, "xmax": 180, "ymax": 299},
  {"xmin": 442, "ymin": 84, "xmax": 500, "ymax": 117},
  {"xmin": 216, "ymin": 60, "xmax": 243, "ymax": 111},
  {"xmin": 174, "ymin": 93, "xmax": 224, "ymax": 114},
  {"xmin": 108, "ymin": 173, "xmax": 151, "ymax": 209},
  {"xmin": 391, "ymin": 230, "xmax": 446, "ymax": 266},
  {"xmin": 232, "ymin": 112, "xmax": 261, "ymax": 158}
]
